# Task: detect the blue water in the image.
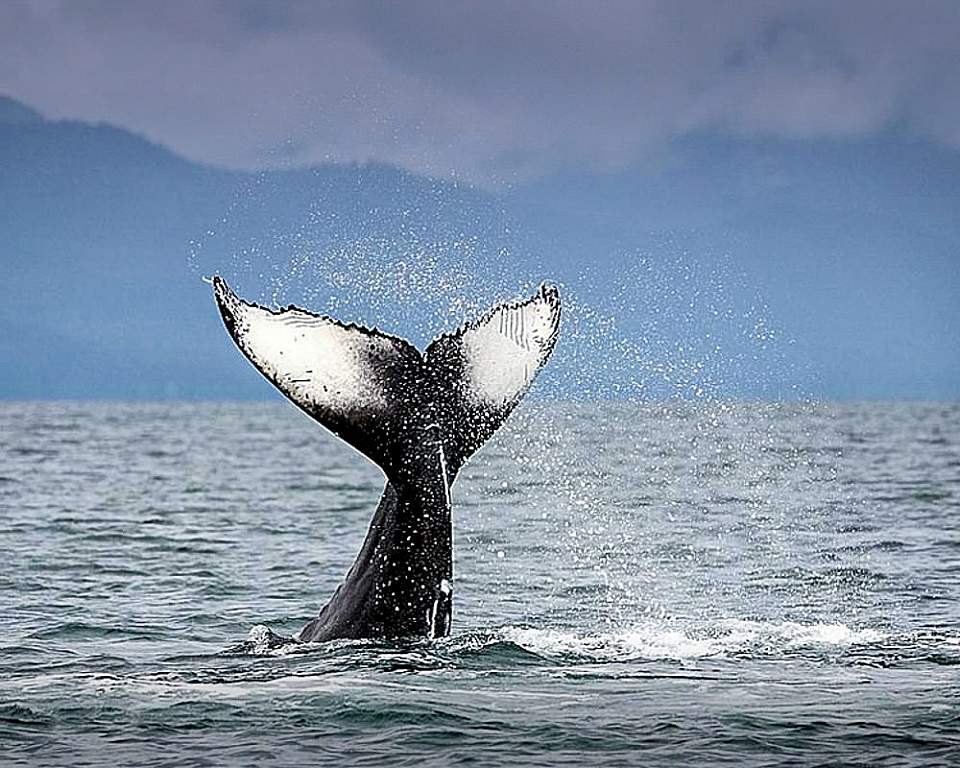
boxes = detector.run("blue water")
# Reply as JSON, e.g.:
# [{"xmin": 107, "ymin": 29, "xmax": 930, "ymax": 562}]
[{"xmin": 1, "ymin": 401, "xmax": 958, "ymax": 766}]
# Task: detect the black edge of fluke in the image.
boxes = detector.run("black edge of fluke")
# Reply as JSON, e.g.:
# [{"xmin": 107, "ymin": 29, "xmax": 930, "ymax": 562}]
[
  {"xmin": 211, "ymin": 273, "xmax": 419, "ymax": 351},
  {"xmin": 211, "ymin": 275, "xmax": 240, "ymax": 337},
  {"xmin": 428, "ymin": 281, "xmax": 562, "ymax": 354}
]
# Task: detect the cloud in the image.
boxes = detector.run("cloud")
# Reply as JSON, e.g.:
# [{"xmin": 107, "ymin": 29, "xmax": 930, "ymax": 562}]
[{"xmin": 1, "ymin": 0, "xmax": 958, "ymax": 183}]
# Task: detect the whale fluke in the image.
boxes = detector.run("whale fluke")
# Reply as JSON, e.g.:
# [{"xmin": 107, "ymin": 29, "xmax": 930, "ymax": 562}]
[
  {"xmin": 212, "ymin": 276, "xmax": 561, "ymax": 640},
  {"xmin": 213, "ymin": 276, "xmax": 423, "ymax": 477},
  {"xmin": 214, "ymin": 276, "xmax": 560, "ymax": 481},
  {"xmin": 425, "ymin": 283, "xmax": 561, "ymax": 473}
]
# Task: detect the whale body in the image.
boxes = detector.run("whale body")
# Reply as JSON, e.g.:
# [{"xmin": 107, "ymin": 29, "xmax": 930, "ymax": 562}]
[{"xmin": 213, "ymin": 276, "xmax": 560, "ymax": 641}]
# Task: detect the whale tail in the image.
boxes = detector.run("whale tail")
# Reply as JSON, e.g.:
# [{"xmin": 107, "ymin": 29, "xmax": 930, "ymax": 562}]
[{"xmin": 212, "ymin": 276, "xmax": 560, "ymax": 481}]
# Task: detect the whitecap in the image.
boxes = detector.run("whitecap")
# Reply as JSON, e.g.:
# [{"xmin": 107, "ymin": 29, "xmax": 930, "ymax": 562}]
[{"xmin": 499, "ymin": 618, "xmax": 885, "ymax": 662}]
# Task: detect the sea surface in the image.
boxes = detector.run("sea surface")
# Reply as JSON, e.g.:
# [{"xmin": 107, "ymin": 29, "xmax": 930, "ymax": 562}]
[{"xmin": 1, "ymin": 400, "xmax": 958, "ymax": 766}]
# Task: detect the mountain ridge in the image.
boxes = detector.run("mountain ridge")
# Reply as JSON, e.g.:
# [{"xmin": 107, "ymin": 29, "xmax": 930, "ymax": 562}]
[{"xmin": 2, "ymin": 95, "xmax": 958, "ymax": 399}]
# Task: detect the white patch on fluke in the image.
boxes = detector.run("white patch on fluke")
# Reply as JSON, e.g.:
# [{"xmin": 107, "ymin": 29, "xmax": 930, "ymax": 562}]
[
  {"xmin": 213, "ymin": 276, "xmax": 405, "ymax": 415},
  {"xmin": 459, "ymin": 284, "xmax": 561, "ymax": 406},
  {"xmin": 438, "ymin": 443, "xmax": 451, "ymax": 507},
  {"xmin": 427, "ymin": 579, "xmax": 453, "ymax": 639},
  {"xmin": 427, "ymin": 597, "xmax": 439, "ymax": 639}
]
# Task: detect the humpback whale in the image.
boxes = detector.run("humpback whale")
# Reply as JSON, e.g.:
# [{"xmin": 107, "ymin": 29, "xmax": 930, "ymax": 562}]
[{"xmin": 212, "ymin": 276, "xmax": 561, "ymax": 642}]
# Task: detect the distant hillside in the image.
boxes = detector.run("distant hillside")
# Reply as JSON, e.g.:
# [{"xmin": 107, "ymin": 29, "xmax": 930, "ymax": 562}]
[
  {"xmin": 0, "ymin": 98, "xmax": 513, "ymax": 399},
  {"xmin": 2, "ymin": 96, "xmax": 958, "ymax": 399},
  {"xmin": 513, "ymin": 134, "xmax": 960, "ymax": 399}
]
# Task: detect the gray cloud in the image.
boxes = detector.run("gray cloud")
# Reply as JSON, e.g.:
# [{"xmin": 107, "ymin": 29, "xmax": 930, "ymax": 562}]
[{"xmin": 1, "ymin": 0, "xmax": 958, "ymax": 183}]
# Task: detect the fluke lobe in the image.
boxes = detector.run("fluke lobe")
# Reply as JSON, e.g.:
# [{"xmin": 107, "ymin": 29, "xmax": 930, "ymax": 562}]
[{"xmin": 212, "ymin": 277, "xmax": 561, "ymax": 642}]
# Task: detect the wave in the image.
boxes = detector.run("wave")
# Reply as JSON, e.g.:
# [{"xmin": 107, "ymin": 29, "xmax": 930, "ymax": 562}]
[
  {"xmin": 234, "ymin": 618, "xmax": 889, "ymax": 665},
  {"xmin": 499, "ymin": 620, "xmax": 885, "ymax": 662}
]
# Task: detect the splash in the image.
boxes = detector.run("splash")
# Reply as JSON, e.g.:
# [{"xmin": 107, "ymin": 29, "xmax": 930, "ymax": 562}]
[
  {"xmin": 192, "ymin": 172, "xmax": 863, "ymax": 636},
  {"xmin": 500, "ymin": 619, "xmax": 885, "ymax": 662}
]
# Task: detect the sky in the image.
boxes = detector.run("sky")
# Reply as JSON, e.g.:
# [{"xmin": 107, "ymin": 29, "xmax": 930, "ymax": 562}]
[{"xmin": 2, "ymin": 0, "xmax": 960, "ymax": 185}]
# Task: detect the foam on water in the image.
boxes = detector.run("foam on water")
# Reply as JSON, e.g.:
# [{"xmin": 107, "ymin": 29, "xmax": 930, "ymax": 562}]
[
  {"xmin": 501, "ymin": 620, "xmax": 885, "ymax": 662},
  {"xmin": 236, "ymin": 619, "xmax": 888, "ymax": 663}
]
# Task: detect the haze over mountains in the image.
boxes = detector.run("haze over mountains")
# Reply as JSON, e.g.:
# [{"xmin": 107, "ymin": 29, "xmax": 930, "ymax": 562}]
[{"xmin": 2, "ymin": 95, "xmax": 957, "ymax": 400}]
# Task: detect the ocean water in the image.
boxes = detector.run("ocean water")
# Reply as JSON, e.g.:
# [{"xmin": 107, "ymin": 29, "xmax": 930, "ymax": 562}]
[{"xmin": 1, "ymin": 400, "xmax": 957, "ymax": 766}]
